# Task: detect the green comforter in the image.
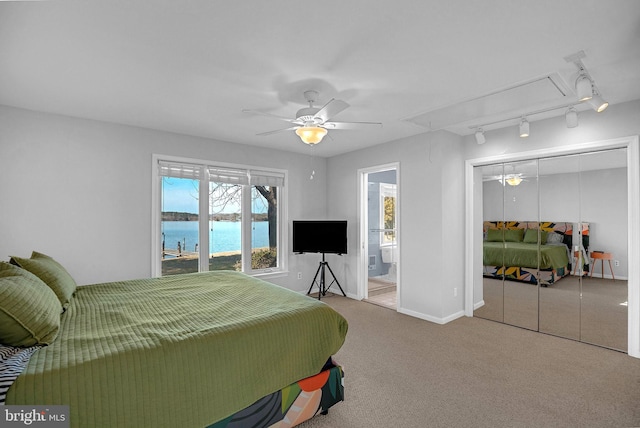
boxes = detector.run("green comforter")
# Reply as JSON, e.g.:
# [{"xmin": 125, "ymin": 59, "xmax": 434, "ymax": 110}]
[
  {"xmin": 6, "ymin": 271, "xmax": 348, "ymax": 427},
  {"xmin": 483, "ymin": 242, "xmax": 569, "ymax": 269}
]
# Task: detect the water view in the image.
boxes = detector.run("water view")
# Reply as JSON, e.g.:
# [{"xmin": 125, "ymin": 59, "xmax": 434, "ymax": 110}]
[{"xmin": 162, "ymin": 221, "xmax": 269, "ymax": 254}]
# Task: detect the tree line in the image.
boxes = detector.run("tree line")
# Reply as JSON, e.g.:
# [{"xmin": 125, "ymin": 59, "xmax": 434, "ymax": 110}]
[{"xmin": 161, "ymin": 211, "xmax": 268, "ymax": 222}]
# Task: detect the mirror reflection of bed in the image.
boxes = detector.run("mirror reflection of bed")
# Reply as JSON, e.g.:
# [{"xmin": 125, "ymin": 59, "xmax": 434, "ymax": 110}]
[
  {"xmin": 474, "ymin": 148, "xmax": 628, "ymax": 353},
  {"xmin": 479, "ymin": 221, "xmax": 578, "ymax": 331}
]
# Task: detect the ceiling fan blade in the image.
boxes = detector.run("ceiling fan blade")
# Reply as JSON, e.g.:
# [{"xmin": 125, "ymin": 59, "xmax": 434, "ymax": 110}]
[
  {"xmin": 323, "ymin": 121, "xmax": 382, "ymax": 130},
  {"xmin": 256, "ymin": 126, "xmax": 300, "ymax": 136},
  {"xmin": 314, "ymin": 99, "xmax": 349, "ymax": 123},
  {"xmin": 242, "ymin": 109, "xmax": 296, "ymax": 123}
]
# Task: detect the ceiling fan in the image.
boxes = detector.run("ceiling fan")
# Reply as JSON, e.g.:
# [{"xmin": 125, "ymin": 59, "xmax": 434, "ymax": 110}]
[
  {"xmin": 242, "ymin": 90, "xmax": 382, "ymax": 145},
  {"xmin": 483, "ymin": 172, "xmax": 526, "ymax": 186}
]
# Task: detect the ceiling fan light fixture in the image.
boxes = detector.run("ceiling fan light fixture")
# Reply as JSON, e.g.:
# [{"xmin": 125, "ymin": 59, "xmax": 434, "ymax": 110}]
[
  {"xmin": 505, "ymin": 175, "xmax": 523, "ymax": 186},
  {"xmin": 295, "ymin": 126, "xmax": 327, "ymax": 145}
]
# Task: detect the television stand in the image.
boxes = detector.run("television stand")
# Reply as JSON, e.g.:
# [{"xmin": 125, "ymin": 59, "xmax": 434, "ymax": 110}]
[{"xmin": 307, "ymin": 253, "xmax": 346, "ymax": 300}]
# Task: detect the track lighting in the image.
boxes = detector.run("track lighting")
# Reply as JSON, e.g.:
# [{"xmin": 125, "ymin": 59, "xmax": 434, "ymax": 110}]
[
  {"xmin": 519, "ymin": 118, "xmax": 529, "ymax": 138},
  {"xmin": 468, "ymin": 50, "xmax": 610, "ymax": 140},
  {"xmin": 588, "ymin": 93, "xmax": 609, "ymax": 113},
  {"xmin": 575, "ymin": 73, "xmax": 593, "ymax": 102},
  {"xmin": 565, "ymin": 107, "xmax": 578, "ymax": 128}
]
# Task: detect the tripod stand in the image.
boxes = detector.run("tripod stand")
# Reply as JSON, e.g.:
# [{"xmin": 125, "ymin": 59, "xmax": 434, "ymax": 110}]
[{"xmin": 307, "ymin": 253, "xmax": 346, "ymax": 300}]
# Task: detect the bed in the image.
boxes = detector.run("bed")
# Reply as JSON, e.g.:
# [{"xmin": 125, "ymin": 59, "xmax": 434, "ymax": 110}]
[
  {"xmin": 0, "ymin": 252, "xmax": 348, "ymax": 428},
  {"xmin": 483, "ymin": 221, "xmax": 589, "ymax": 286}
]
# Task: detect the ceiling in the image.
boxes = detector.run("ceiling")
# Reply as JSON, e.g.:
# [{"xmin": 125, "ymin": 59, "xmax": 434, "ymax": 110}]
[{"xmin": 1, "ymin": 1, "xmax": 640, "ymax": 158}]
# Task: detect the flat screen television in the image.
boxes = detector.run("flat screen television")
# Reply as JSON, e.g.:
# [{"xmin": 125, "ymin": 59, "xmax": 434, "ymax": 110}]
[{"xmin": 292, "ymin": 220, "xmax": 348, "ymax": 255}]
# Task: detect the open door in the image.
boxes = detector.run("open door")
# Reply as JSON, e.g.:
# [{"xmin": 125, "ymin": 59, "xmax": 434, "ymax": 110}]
[{"xmin": 358, "ymin": 163, "xmax": 400, "ymax": 310}]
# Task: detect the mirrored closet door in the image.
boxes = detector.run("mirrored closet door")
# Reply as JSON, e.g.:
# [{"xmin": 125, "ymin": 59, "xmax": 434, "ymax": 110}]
[
  {"xmin": 475, "ymin": 163, "xmax": 505, "ymax": 323},
  {"xmin": 538, "ymin": 154, "xmax": 581, "ymax": 341},
  {"xmin": 578, "ymin": 149, "xmax": 628, "ymax": 351},
  {"xmin": 502, "ymin": 159, "xmax": 539, "ymax": 331},
  {"xmin": 475, "ymin": 148, "xmax": 628, "ymax": 352}
]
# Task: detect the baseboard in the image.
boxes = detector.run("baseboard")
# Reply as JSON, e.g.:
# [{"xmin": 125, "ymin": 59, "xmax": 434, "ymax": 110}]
[
  {"xmin": 398, "ymin": 307, "xmax": 465, "ymax": 325},
  {"xmin": 570, "ymin": 272, "xmax": 628, "ymax": 281},
  {"xmin": 474, "ymin": 300, "xmax": 485, "ymax": 311},
  {"xmin": 587, "ymin": 273, "xmax": 627, "ymax": 281}
]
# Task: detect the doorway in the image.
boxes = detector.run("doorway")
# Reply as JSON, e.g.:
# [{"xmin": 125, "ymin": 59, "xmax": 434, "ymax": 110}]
[{"xmin": 358, "ymin": 163, "xmax": 400, "ymax": 310}]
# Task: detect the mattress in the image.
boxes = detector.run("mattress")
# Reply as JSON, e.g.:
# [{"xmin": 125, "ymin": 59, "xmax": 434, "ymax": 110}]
[
  {"xmin": 483, "ymin": 242, "xmax": 569, "ymax": 270},
  {"xmin": 6, "ymin": 271, "xmax": 348, "ymax": 427}
]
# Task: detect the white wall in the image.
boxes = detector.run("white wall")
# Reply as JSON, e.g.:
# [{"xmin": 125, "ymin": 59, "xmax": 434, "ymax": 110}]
[
  {"xmin": 3, "ymin": 99, "xmax": 638, "ymax": 326},
  {"xmin": 326, "ymin": 99, "xmax": 639, "ymax": 326},
  {"xmin": 0, "ymin": 105, "xmax": 327, "ymax": 291},
  {"xmin": 326, "ymin": 130, "xmax": 465, "ymax": 323}
]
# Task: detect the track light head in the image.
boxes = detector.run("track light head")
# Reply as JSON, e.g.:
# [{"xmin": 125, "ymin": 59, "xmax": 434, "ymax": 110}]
[
  {"xmin": 576, "ymin": 73, "xmax": 593, "ymax": 102},
  {"xmin": 475, "ymin": 128, "xmax": 486, "ymax": 145},
  {"xmin": 519, "ymin": 118, "xmax": 529, "ymax": 138},
  {"xmin": 565, "ymin": 107, "xmax": 578, "ymax": 128},
  {"xmin": 588, "ymin": 94, "xmax": 609, "ymax": 113}
]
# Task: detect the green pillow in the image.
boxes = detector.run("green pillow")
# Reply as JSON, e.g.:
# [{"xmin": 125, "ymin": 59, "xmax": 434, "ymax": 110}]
[
  {"xmin": 0, "ymin": 262, "xmax": 61, "ymax": 347},
  {"xmin": 503, "ymin": 228, "xmax": 524, "ymax": 242},
  {"xmin": 486, "ymin": 229, "xmax": 503, "ymax": 242},
  {"xmin": 523, "ymin": 229, "xmax": 548, "ymax": 244},
  {"xmin": 11, "ymin": 251, "xmax": 77, "ymax": 310}
]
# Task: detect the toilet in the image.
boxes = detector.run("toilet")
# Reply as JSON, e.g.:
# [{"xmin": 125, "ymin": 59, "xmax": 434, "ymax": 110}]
[
  {"xmin": 380, "ymin": 245, "xmax": 397, "ymax": 264},
  {"xmin": 380, "ymin": 245, "xmax": 398, "ymax": 281}
]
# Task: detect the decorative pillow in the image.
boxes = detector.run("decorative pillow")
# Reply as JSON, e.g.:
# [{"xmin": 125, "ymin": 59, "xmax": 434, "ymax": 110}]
[
  {"xmin": 546, "ymin": 232, "xmax": 564, "ymax": 244},
  {"xmin": 0, "ymin": 262, "xmax": 61, "ymax": 347},
  {"xmin": 10, "ymin": 251, "xmax": 77, "ymax": 310},
  {"xmin": 523, "ymin": 229, "xmax": 548, "ymax": 244},
  {"xmin": 503, "ymin": 228, "xmax": 524, "ymax": 242},
  {"xmin": 486, "ymin": 228, "xmax": 503, "ymax": 242}
]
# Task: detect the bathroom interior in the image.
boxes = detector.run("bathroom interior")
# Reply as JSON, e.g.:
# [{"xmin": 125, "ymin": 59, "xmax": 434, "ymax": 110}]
[{"xmin": 366, "ymin": 169, "xmax": 398, "ymax": 308}]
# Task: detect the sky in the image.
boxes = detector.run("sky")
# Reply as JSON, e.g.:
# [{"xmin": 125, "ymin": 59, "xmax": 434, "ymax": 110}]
[
  {"xmin": 162, "ymin": 177, "xmax": 267, "ymax": 214},
  {"xmin": 162, "ymin": 178, "xmax": 200, "ymax": 213}
]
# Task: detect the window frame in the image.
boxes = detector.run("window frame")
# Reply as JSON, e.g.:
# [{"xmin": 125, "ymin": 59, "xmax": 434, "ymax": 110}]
[
  {"xmin": 151, "ymin": 154, "xmax": 288, "ymax": 278},
  {"xmin": 379, "ymin": 182, "xmax": 397, "ymax": 245}
]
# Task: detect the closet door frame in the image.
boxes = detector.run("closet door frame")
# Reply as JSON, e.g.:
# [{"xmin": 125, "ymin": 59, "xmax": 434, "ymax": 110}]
[{"xmin": 464, "ymin": 136, "xmax": 640, "ymax": 358}]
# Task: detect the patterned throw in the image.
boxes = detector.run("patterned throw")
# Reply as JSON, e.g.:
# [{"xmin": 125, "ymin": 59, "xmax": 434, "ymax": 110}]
[{"xmin": 0, "ymin": 344, "xmax": 42, "ymax": 404}]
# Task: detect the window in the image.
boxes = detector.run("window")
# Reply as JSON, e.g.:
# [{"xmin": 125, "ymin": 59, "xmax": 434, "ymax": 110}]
[
  {"xmin": 380, "ymin": 183, "xmax": 397, "ymax": 244},
  {"xmin": 153, "ymin": 156, "xmax": 286, "ymax": 277}
]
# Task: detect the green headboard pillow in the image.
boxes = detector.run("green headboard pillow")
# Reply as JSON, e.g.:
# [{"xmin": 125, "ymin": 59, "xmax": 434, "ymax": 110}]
[
  {"xmin": 523, "ymin": 229, "xmax": 548, "ymax": 244},
  {"xmin": 503, "ymin": 228, "xmax": 524, "ymax": 242},
  {"xmin": 487, "ymin": 228, "xmax": 525, "ymax": 242},
  {"xmin": 10, "ymin": 251, "xmax": 77, "ymax": 310},
  {"xmin": 0, "ymin": 262, "xmax": 62, "ymax": 347},
  {"xmin": 486, "ymin": 228, "xmax": 503, "ymax": 242}
]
